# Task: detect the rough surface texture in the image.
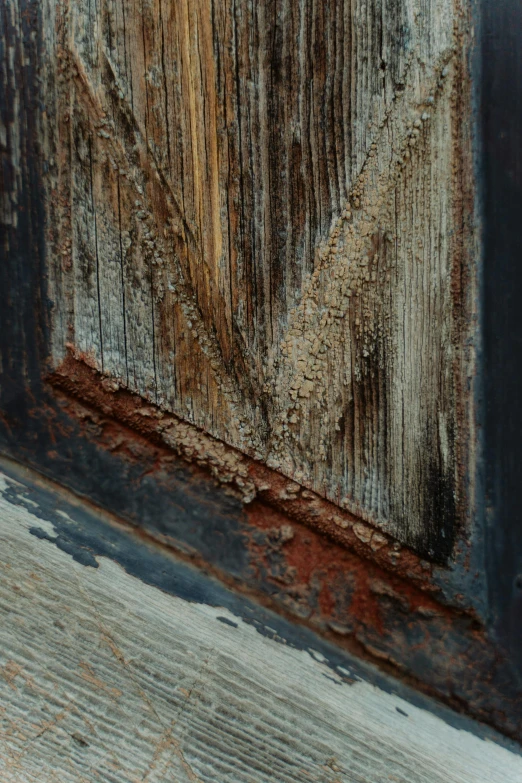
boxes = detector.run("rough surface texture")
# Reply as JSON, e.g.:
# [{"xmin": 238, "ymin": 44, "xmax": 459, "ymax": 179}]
[
  {"xmin": 48, "ymin": 354, "xmax": 447, "ymax": 592},
  {"xmin": 44, "ymin": 0, "xmax": 478, "ymax": 558},
  {"xmin": 2, "ymin": 0, "xmax": 522, "ymax": 749},
  {"xmin": 1, "ymin": 464, "xmax": 521, "ymax": 783}
]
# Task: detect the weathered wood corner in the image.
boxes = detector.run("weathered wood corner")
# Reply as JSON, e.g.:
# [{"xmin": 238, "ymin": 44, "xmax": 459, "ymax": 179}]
[{"xmin": 1, "ymin": 0, "xmax": 522, "ymax": 773}]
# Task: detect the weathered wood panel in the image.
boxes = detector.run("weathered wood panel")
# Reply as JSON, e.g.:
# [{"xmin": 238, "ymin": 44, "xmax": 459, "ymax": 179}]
[
  {"xmin": 45, "ymin": 0, "xmax": 477, "ymax": 556},
  {"xmin": 1, "ymin": 465, "xmax": 520, "ymax": 783}
]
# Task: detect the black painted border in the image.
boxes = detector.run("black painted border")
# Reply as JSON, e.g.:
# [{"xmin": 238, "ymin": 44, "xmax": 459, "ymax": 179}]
[{"xmin": 482, "ymin": 0, "xmax": 522, "ymax": 668}]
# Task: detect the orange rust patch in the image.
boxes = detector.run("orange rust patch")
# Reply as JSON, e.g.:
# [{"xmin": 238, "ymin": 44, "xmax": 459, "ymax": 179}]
[{"xmin": 244, "ymin": 498, "xmax": 454, "ymax": 639}]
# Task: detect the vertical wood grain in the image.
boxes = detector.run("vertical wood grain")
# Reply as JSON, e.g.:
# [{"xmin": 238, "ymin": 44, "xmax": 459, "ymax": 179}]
[{"xmin": 46, "ymin": 0, "xmax": 477, "ymax": 558}]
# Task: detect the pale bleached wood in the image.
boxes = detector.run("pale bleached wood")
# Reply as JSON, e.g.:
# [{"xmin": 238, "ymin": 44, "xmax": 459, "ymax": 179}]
[
  {"xmin": 45, "ymin": 0, "xmax": 477, "ymax": 557},
  {"xmin": 0, "ymin": 466, "xmax": 520, "ymax": 783}
]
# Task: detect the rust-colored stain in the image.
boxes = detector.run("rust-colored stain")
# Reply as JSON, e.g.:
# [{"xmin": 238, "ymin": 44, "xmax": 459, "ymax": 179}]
[
  {"xmin": 243, "ymin": 498, "xmax": 454, "ymax": 641},
  {"xmin": 47, "ymin": 354, "xmax": 476, "ymax": 644},
  {"xmin": 49, "ymin": 353, "xmax": 438, "ymax": 589}
]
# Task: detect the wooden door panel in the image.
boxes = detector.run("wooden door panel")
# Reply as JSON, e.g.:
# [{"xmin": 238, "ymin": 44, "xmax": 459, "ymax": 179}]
[
  {"xmin": 46, "ymin": 0, "xmax": 475, "ymax": 558},
  {"xmin": 5, "ymin": 0, "xmax": 522, "ymax": 744}
]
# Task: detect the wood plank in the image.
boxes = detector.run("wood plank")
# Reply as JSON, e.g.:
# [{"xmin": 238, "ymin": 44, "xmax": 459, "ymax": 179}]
[
  {"xmin": 69, "ymin": 96, "xmax": 104, "ymax": 369},
  {"xmin": 46, "ymin": 0, "xmax": 477, "ymax": 558},
  {"xmin": 0, "ymin": 462, "xmax": 520, "ymax": 783}
]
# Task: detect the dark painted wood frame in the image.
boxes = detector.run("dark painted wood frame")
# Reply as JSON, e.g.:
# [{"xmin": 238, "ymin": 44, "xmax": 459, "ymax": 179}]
[
  {"xmin": 1, "ymin": 0, "xmax": 522, "ymax": 740},
  {"xmin": 482, "ymin": 0, "xmax": 522, "ymax": 673}
]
